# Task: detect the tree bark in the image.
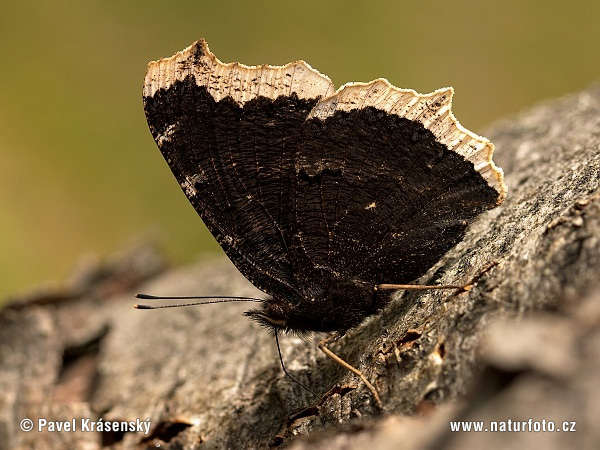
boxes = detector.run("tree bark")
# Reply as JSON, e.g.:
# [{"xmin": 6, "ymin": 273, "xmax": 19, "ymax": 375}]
[{"xmin": 1, "ymin": 84, "xmax": 599, "ymax": 449}]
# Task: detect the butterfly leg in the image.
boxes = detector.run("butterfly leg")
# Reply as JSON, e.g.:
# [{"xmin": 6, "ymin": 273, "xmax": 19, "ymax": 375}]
[
  {"xmin": 275, "ymin": 331, "xmax": 318, "ymax": 397},
  {"xmin": 377, "ymin": 283, "xmax": 466, "ymax": 291},
  {"xmin": 318, "ymin": 332, "xmax": 382, "ymax": 407}
]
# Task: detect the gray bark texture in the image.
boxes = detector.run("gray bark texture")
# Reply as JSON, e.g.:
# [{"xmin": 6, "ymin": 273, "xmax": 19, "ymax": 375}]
[{"xmin": 1, "ymin": 84, "xmax": 599, "ymax": 449}]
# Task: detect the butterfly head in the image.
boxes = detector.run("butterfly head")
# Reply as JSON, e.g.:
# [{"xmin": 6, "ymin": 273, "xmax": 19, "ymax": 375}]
[{"xmin": 244, "ymin": 299, "xmax": 293, "ymax": 333}]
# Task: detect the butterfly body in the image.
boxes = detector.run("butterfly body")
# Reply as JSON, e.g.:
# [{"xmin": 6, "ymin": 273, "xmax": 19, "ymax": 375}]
[{"xmin": 245, "ymin": 273, "xmax": 380, "ymax": 333}]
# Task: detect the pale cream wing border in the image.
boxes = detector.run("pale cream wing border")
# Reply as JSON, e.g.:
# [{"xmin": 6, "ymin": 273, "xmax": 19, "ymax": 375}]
[
  {"xmin": 143, "ymin": 39, "xmax": 336, "ymax": 104},
  {"xmin": 144, "ymin": 40, "xmax": 506, "ymax": 204},
  {"xmin": 309, "ymin": 79, "xmax": 506, "ymax": 203}
]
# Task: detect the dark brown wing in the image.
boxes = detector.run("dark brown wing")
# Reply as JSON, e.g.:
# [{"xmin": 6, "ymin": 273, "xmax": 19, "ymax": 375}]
[
  {"xmin": 289, "ymin": 80, "xmax": 506, "ymax": 286},
  {"xmin": 143, "ymin": 41, "xmax": 506, "ymax": 298},
  {"xmin": 143, "ymin": 39, "xmax": 335, "ymax": 298}
]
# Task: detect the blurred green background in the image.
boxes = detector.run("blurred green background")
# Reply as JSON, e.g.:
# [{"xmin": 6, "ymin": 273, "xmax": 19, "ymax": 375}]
[{"xmin": 1, "ymin": 0, "xmax": 599, "ymax": 302}]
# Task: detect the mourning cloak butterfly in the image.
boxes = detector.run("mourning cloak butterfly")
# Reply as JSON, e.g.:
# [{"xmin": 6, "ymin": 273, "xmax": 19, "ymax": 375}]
[{"xmin": 138, "ymin": 39, "xmax": 506, "ymax": 405}]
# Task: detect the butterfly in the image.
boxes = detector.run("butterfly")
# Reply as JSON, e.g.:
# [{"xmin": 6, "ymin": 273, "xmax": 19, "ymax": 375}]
[{"xmin": 138, "ymin": 39, "xmax": 506, "ymax": 405}]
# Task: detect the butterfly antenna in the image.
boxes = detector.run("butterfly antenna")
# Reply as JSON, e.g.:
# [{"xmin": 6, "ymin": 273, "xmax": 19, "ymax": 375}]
[
  {"xmin": 275, "ymin": 331, "xmax": 318, "ymax": 397},
  {"xmin": 134, "ymin": 294, "xmax": 262, "ymax": 309}
]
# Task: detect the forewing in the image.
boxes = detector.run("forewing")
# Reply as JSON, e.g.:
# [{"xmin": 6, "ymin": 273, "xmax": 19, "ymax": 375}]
[{"xmin": 143, "ymin": 40, "xmax": 335, "ymax": 296}]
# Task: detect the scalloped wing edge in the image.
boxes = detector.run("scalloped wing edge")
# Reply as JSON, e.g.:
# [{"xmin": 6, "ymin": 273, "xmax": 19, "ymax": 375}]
[{"xmin": 143, "ymin": 38, "xmax": 336, "ymax": 104}]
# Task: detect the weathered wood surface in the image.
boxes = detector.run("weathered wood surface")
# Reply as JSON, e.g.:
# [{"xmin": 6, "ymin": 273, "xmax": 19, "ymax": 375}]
[{"xmin": 1, "ymin": 84, "xmax": 599, "ymax": 449}]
